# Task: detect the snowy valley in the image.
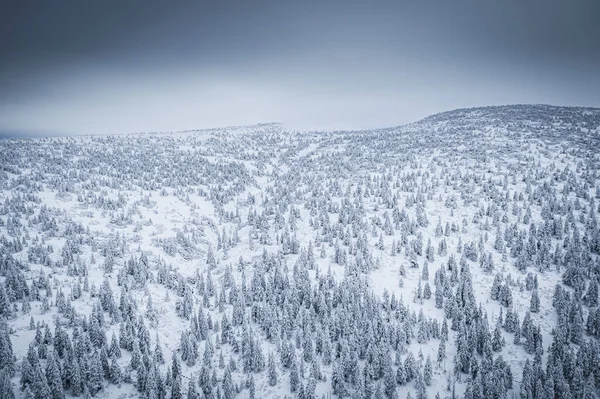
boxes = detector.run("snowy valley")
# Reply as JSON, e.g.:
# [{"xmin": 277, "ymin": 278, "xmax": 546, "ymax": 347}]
[{"xmin": 0, "ymin": 104, "xmax": 600, "ymax": 399}]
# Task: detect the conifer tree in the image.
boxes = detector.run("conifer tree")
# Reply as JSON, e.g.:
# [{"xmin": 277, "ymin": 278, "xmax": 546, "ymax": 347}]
[
  {"xmin": 187, "ymin": 378, "xmax": 200, "ymax": 399},
  {"xmin": 492, "ymin": 318, "xmax": 505, "ymax": 352},
  {"xmin": 0, "ymin": 368, "xmax": 15, "ymax": 399},
  {"xmin": 45, "ymin": 351, "xmax": 65, "ymax": 399},
  {"xmin": 109, "ymin": 354, "xmax": 121, "ymax": 384},
  {"xmin": 70, "ymin": 357, "xmax": 83, "ymax": 396},
  {"xmin": 222, "ymin": 366, "xmax": 235, "ymax": 399},
  {"xmin": 424, "ymin": 356, "xmax": 433, "ymax": 386},
  {"xmin": 268, "ymin": 352, "xmax": 278, "ymax": 386},
  {"xmin": 0, "ymin": 321, "xmax": 15, "ymax": 376},
  {"xmin": 530, "ymin": 288, "xmax": 540, "ymax": 313},
  {"xmin": 437, "ymin": 338, "xmax": 446, "ymax": 366},
  {"xmin": 290, "ymin": 356, "xmax": 300, "ymax": 393},
  {"xmin": 87, "ymin": 351, "xmax": 104, "ymax": 396},
  {"xmin": 32, "ymin": 363, "xmax": 51, "ymax": 399}
]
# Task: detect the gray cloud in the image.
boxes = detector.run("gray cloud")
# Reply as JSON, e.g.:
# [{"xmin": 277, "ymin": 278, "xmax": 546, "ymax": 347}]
[{"xmin": 1, "ymin": 0, "xmax": 599, "ymax": 135}]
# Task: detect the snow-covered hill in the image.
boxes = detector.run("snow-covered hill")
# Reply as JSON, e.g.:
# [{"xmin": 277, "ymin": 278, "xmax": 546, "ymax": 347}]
[{"xmin": 1, "ymin": 105, "xmax": 599, "ymax": 399}]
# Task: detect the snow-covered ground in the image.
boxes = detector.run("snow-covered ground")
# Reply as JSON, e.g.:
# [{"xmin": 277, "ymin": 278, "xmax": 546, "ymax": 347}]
[{"xmin": 0, "ymin": 104, "xmax": 599, "ymax": 399}]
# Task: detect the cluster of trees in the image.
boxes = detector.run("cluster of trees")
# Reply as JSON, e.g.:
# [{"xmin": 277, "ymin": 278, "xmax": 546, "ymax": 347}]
[{"xmin": 0, "ymin": 106, "xmax": 598, "ymax": 399}]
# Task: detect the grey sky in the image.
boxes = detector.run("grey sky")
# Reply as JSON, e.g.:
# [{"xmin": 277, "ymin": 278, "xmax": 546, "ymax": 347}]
[{"xmin": 1, "ymin": 0, "xmax": 599, "ymax": 135}]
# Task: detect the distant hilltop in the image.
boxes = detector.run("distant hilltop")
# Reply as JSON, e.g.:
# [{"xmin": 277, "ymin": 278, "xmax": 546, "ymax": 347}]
[
  {"xmin": 2, "ymin": 104, "xmax": 599, "ymax": 139},
  {"xmin": 415, "ymin": 104, "xmax": 600, "ymax": 129}
]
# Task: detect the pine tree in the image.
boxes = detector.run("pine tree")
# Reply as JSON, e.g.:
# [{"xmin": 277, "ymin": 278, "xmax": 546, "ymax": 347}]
[
  {"xmin": 222, "ymin": 367, "xmax": 235, "ymax": 399},
  {"xmin": 306, "ymin": 377, "xmax": 317, "ymax": 399},
  {"xmin": 109, "ymin": 332, "xmax": 121, "ymax": 358},
  {"xmin": 171, "ymin": 351, "xmax": 182, "ymax": 380},
  {"xmin": 463, "ymin": 377, "xmax": 474, "ymax": 399},
  {"xmin": 583, "ymin": 375, "xmax": 596, "ymax": 399},
  {"xmin": 130, "ymin": 340, "xmax": 142, "ymax": 370},
  {"xmin": 503, "ymin": 309, "xmax": 518, "ymax": 333},
  {"xmin": 136, "ymin": 362, "xmax": 147, "ymax": 393},
  {"xmin": 171, "ymin": 371, "xmax": 183, "ymax": 399},
  {"xmin": 490, "ymin": 274, "xmax": 502, "ymax": 300},
  {"xmin": 100, "ymin": 346, "xmax": 110, "ymax": 380},
  {"xmin": 154, "ymin": 334, "xmax": 165, "ymax": 364},
  {"xmin": 404, "ymin": 352, "xmax": 416, "ymax": 382},
  {"xmin": 415, "ymin": 369, "xmax": 427, "ymax": 399},
  {"xmin": 0, "ymin": 321, "xmax": 15, "ymax": 376},
  {"xmin": 109, "ymin": 354, "xmax": 121, "ymax": 384},
  {"xmin": 570, "ymin": 305, "xmax": 585, "ymax": 345},
  {"xmin": 20, "ymin": 345, "xmax": 35, "ymax": 391},
  {"xmin": 198, "ymin": 366, "xmax": 211, "ymax": 397},
  {"xmin": 249, "ymin": 374, "xmax": 256, "ymax": 399},
  {"xmin": 435, "ymin": 283, "xmax": 444, "ymax": 309},
  {"xmin": 520, "ymin": 360, "xmax": 533, "ymax": 399},
  {"xmin": 32, "ymin": 362, "xmax": 51, "ymax": 399},
  {"xmin": 268, "ymin": 352, "xmax": 278, "ymax": 386},
  {"xmin": 513, "ymin": 321, "xmax": 521, "ymax": 345},
  {"xmin": 492, "ymin": 318, "xmax": 505, "ymax": 352},
  {"xmin": 187, "ymin": 378, "xmax": 200, "ymax": 399},
  {"xmin": 572, "ymin": 365, "xmax": 585, "ymax": 399},
  {"xmin": 384, "ymin": 363, "xmax": 397, "ymax": 399},
  {"xmin": 437, "ymin": 339, "xmax": 446, "ymax": 366},
  {"xmin": 424, "ymin": 356, "xmax": 433, "ymax": 386},
  {"xmin": 530, "ymin": 289, "xmax": 540, "ymax": 313},
  {"xmin": 70, "ymin": 357, "xmax": 83, "ymax": 396},
  {"xmin": 396, "ymin": 359, "xmax": 407, "ymax": 385},
  {"xmin": 332, "ymin": 361, "xmax": 346, "ymax": 397},
  {"xmin": 583, "ymin": 280, "xmax": 598, "ymax": 307},
  {"xmin": 290, "ymin": 356, "xmax": 300, "ymax": 393},
  {"xmin": 0, "ymin": 368, "xmax": 15, "ymax": 399},
  {"xmin": 45, "ymin": 351, "xmax": 65, "ymax": 399},
  {"xmin": 414, "ymin": 279, "xmax": 423, "ymax": 303},
  {"xmin": 87, "ymin": 351, "xmax": 104, "ymax": 396},
  {"xmin": 423, "ymin": 282, "xmax": 431, "ymax": 300},
  {"xmin": 499, "ymin": 284, "xmax": 513, "ymax": 307}
]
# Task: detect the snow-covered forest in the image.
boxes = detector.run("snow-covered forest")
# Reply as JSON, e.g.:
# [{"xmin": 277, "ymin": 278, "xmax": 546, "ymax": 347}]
[{"xmin": 1, "ymin": 104, "xmax": 600, "ymax": 399}]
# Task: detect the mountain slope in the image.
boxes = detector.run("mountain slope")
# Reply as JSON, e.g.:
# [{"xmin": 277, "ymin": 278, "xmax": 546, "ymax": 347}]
[{"xmin": 0, "ymin": 104, "xmax": 599, "ymax": 399}]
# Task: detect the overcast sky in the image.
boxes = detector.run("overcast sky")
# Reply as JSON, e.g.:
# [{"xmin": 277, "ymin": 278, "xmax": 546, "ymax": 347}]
[{"xmin": 1, "ymin": 0, "xmax": 599, "ymax": 135}]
